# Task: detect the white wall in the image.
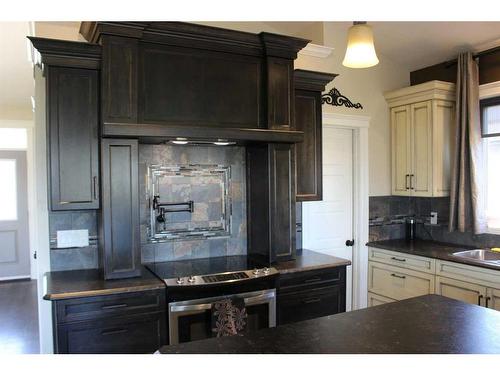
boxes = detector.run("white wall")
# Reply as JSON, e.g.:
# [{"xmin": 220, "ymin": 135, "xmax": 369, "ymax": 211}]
[{"xmin": 295, "ymin": 22, "xmax": 410, "ymax": 196}]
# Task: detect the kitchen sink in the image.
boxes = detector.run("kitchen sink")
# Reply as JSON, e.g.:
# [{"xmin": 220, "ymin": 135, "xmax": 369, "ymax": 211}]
[{"xmin": 452, "ymin": 249, "xmax": 500, "ymax": 264}]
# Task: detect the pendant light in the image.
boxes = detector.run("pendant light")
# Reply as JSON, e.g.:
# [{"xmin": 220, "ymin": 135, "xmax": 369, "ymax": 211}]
[{"xmin": 342, "ymin": 21, "xmax": 379, "ymax": 68}]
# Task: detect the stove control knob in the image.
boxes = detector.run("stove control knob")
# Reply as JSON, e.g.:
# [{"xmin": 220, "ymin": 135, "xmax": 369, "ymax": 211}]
[
  {"xmin": 263, "ymin": 267, "xmax": 270, "ymax": 274},
  {"xmin": 176, "ymin": 277, "xmax": 184, "ymax": 285},
  {"xmin": 188, "ymin": 276, "xmax": 196, "ymax": 283},
  {"xmin": 252, "ymin": 268, "xmax": 260, "ymax": 276}
]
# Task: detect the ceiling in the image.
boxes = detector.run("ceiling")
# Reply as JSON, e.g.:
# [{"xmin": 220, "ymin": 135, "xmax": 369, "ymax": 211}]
[{"xmin": 1, "ymin": 21, "xmax": 500, "ymax": 120}]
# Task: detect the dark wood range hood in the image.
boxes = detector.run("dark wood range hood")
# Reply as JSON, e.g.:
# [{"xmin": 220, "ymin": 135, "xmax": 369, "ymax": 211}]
[{"xmin": 77, "ymin": 21, "xmax": 311, "ymax": 144}]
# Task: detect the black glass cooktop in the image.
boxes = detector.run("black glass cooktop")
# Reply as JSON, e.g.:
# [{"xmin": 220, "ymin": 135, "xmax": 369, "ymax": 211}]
[{"xmin": 146, "ymin": 255, "xmax": 268, "ymax": 281}]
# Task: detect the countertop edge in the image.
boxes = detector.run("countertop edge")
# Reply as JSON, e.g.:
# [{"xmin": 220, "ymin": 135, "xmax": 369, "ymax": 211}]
[
  {"xmin": 277, "ymin": 260, "xmax": 351, "ymax": 274},
  {"xmin": 43, "ymin": 283, "xmax": 166, "ymax": 301}
]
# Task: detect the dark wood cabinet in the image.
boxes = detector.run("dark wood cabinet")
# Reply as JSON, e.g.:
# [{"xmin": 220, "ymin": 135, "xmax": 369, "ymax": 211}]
[
  {"xmin": 100, "ymin": 139, "xmax": 141, "ymax": 280},
  {"xmin": 277, "ymin": 266, "xmax": 346, "ymax": 325},
  {"xmin": 294, "ymin": 70, "xmax": 337, "ymax": 201},
  {"xmin": 138, "ymin": 43, "xmax": 264, "ymax": 128},
  {"xmin": 53, "ymin": 290, "xmax": 166, "ymax": 354},
  {"xmin": 47, "ymin": 66, "xmax": 100, "ymax": 210},
  {"xmin": 101, "ymin": 35, "xmax": 139, "ymax": 124},
  {"xmin": 266, "ymin": 57, "xmax": 294, "ymax": 129},
  {"xmin": 247, "ymin": 143, "xmax": 296, "ymax": 263}
]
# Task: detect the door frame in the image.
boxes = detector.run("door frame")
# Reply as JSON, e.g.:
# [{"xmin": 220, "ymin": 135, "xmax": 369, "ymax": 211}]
[{"xmin": 322, "ymin": 112, "xmax": 370, "ymax": 310}]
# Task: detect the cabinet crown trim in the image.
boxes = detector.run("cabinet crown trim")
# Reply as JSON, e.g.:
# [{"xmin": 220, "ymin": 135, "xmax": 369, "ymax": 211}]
[
  {"xmin": 384, "ymin": 80, "xmax": 455, "ymax": 107},
  {"xmin": 294, "ymin": 69, "xmax": 338, "ymax": 91},
  {"xmin": 28, "ymin": 37, "xmax": 101, "ymax": 69},
  {"xmin": 80, "ymin": 22, "xmax": 310, "ymax": 58}
]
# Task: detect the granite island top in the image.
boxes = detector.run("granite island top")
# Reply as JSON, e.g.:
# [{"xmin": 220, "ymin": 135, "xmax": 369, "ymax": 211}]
[
  {"xmin": 159, "ymin": 294, "xmax": 500, "ymax": 354},
  {"xmin": 367, "ymin": 239, "xmax": 500, "ymax": 271},
  {"xmin": 43, "ymin": 266, "xmax": 165, "ymax": 300}
]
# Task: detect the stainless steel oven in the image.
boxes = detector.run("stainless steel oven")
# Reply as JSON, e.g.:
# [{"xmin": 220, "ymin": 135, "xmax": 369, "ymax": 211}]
[{"xmin": 168, "ymin": 288, "xmax": 276, "ymax": 345}]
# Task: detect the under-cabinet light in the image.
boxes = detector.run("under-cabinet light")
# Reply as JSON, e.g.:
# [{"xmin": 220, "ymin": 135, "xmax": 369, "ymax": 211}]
[
  {"xmin": 171, "ymin": 138, "xmax": 189, "ymax": 145},
  {"xmin": 213, "ymin": 139, "xmax": 235, "ymax": 146}
]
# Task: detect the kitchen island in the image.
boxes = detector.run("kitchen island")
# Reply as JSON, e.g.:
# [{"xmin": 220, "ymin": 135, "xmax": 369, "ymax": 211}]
[{"xmin": 159, "ymin": 294, "xmax": 500, "ymax": 354}]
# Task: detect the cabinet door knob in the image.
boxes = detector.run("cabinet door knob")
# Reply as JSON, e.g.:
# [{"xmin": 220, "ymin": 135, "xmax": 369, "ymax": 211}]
[
  {"xmin": 345, "ymin": 239, "xmax": 355, "ymax": 247},
  {"xmin": 478, "ymin": 294, "xmax": 484, "ymax": 306},
  {"xmin": 405, "ymin": 174, "xmax": 410, "ymax": 190},
  {"xmin": 410, "ymin": 174, "xmax": 415, "ymax": 190},
  {"xmin": 485, "ymin": 296, "xmax": 491, "ymax": 308}
]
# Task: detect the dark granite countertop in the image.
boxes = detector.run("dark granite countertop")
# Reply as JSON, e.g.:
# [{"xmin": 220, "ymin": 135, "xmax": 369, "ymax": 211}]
[
  {"xmin": 275, "ymin": 248, "xmax": 351, "ymax": 274},
  {"xmin": 159, "ymin": 294, "xmax": 500, "ymax": 354},
  {"xmin": 367, "ymin": 239, "xmax": 500, "ymax": 271},
  {"xmin": 43, "ymin": 266, "xmax": 165, "ymax": 300}
]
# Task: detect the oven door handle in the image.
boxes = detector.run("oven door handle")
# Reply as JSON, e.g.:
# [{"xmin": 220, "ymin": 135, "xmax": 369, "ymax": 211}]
[{"xmin": 169, "ymin": 290, "xmax": 276, "ymax": 313}]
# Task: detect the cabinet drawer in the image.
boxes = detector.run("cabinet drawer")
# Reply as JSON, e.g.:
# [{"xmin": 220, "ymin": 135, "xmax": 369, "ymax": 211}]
[
  {"xmin": 436, "ymin": 260, "xmax": 500, "ymax": 287},
  {"xmin": 55, "ymin": 290, "xmax": 165, "ymax": 323},
  {"xmin": 55, "ymin": 312, "xmax": 166, "ymax": 354},
  {"xmin": 278, "ymin": 285, "xmax": 345, "ymax": 325},
  {"xmin": 367, "ymin": 292, "xmax": 396, "ymax": 307},
  {"xmin": 279, "ymin": 266, "xmax": 345, "ymax": 292},
  {"xmin": 435, "ymin": 276, "xmax": 486, "ymax": 306},
  {"xmin": 368, "ymin": 262, "xmax": 434, "ymax": 301},
  {"xmin": 368, "ymin": 247, "xmax": 435, "ymax": 274}
]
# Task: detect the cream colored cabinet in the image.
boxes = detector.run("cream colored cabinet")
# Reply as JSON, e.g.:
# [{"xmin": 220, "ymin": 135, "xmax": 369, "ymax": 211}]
[
  {"xmin": 486, "ymin": 288, "xmax": 500, "ymax": 311},
  {"xmin": 368, "ymin": 292, "xmax": 396, "ymax": 307},
  {"xmin": 368, "ymin": 261, "xmax": 435, "ymax": 301},
  {"xmin": 385, "ymin": 81, "xmax": 455, "ymax": 197},
  {"xmin": 435, "ymin": 276, "xmax": 487, "ymax": 306},
  {"xmin": 367, "ymin": 247, "xmax": 500, "ymax": 310}
]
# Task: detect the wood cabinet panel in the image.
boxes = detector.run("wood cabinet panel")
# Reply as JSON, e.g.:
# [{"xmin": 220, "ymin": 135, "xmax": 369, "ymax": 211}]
[
  {"xmin": 435, "ymin": 276, "xmax": 486, "ymax": 306},
  {"xmin": 246, "ymin": 143, "xmax": 296, "ymax": 263},
  {"xmin": 55, "ymin": 290, "xmax": 165, "ymax": 323},
  {"xmin": 368, "ymin": 292, "xmax": 396, "ymax": 307},
  {"xmin": 267, "ymin": 57, "xmax": 293, "ymax": 129},
  {"xmin": 294, "ymin": 90, "xmax": 322, "ymax": 201},
  {"xmin": 101, "ymin": 35, "xmax": 138, "ymax": 123},
  {"xmin": 432, "ymin": 100, "xmax": 455, "ymax": 196},
  {"xmin": 278, "ymin": 285, "xmax": 345, "ymax": 325},
  {"xmin": 55, "ymin": 312, "xmax": 166, "ymax": 354},
  {"xmin": 48, "ymin": 66, "xmax": 99, "ymax": 210},
  {"xmin": 410, "ymin": 101, "xmax": 433, "ymax": 196},
  {"xmin": 100, "ymin": 139, "xmax": 140, "ymax": 279},
  {"xmin": 391, "ymin": 105, "xmax": 411, "ymax": 195},
  {"xmin": 368, "ymin": 247, "xmax": 436, "ymax": 274},
  {"xmin": 368, "ymin": 262, "xmax": 435, "ymax": 301},
  {"xmin": 138, "ymin": 44, "xmax": 263, "ymax": 128},
  {"xmin": 486, "ymin": 287, "xmax": 500, "ymax": 311}
]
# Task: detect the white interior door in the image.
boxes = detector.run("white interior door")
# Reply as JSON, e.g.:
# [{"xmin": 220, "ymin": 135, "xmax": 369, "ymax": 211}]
[
  {"xmin": 303, "ymin": 127, "xmax": 353, "ymax": 311},
  {"xmin": 0, "ymin": 150, "xmax": 30, "ymax": 279}
]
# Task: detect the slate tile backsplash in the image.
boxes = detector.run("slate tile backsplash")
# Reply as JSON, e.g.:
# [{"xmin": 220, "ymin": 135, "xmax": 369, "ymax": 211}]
[
  {"xmin": 49, "ymin": 210, "xmax": 99, "ymax": 271},
  {"xmin": 369, "ymin": 195, "xmax": 500, "ymax": 248},
  {"xmin": 139, "ymin": 144, "xmax": 247, "ymax": 263}
]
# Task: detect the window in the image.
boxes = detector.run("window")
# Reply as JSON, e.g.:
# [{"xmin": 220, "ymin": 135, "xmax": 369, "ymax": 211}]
[
  {"xmin": 481, "ymin": 97, "xmax": 500, "ymax": 232},
  {"xmin": 0, "ymin": 128, "xmax": 27, "ymax": 149}
]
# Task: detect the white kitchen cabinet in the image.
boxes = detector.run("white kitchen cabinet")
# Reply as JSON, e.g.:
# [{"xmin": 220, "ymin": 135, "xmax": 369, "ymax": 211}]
[
  {"xmin": 368, "ymin": 261, "xmax": 435, "ymax": 301},
  {"xmin": 367, "ymin": 247, "xmax": 500, "ymax": 311},
  {"xmin": 368, "ymin": 292, "xmax": 396, "ymax": 307},
  {"xmin": 486, "ymin": 288, "xmax": 500, "ymax": 311},
  {"xmin": 385, "ymin": 80, "xmax": 455, "ymax": 197},
  {"xmin": 435, "ymin": 276, "xmax": 487, "ymax": 306}
]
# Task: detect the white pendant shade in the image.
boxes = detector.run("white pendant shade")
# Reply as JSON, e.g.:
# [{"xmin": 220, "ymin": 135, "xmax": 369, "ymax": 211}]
[{"xmin": 342, "ymin": 23, "xmax": 379, "ymax": 68}]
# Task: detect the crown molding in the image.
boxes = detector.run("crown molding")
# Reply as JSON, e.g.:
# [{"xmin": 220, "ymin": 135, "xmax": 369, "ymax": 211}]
[{"xmin": 298, "ymin": 43, "xmax": 334, "ymax": 58}]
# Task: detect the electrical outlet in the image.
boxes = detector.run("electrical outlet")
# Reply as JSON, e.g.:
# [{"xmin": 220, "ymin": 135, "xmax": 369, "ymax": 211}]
[{"xmin": 430, "ymin": 212, "xmax": 438, "ymax": 225}]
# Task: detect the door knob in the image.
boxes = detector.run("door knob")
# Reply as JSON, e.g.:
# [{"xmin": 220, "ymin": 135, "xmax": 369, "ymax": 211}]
[{"xmin": 345, "ymin": 239, "xmax": 355, "ymax": 247}]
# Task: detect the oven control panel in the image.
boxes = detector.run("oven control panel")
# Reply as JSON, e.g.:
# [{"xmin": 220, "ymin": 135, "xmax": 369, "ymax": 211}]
[{"xmin": 164, "ymin": 267, "xmax": 279, "ymax": 287}]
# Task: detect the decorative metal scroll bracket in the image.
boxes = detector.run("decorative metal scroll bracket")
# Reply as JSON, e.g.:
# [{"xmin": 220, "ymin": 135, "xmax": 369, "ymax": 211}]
[{"xmin": 322, "ymin": 87, "xmax": 363, "ymax": 109}]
